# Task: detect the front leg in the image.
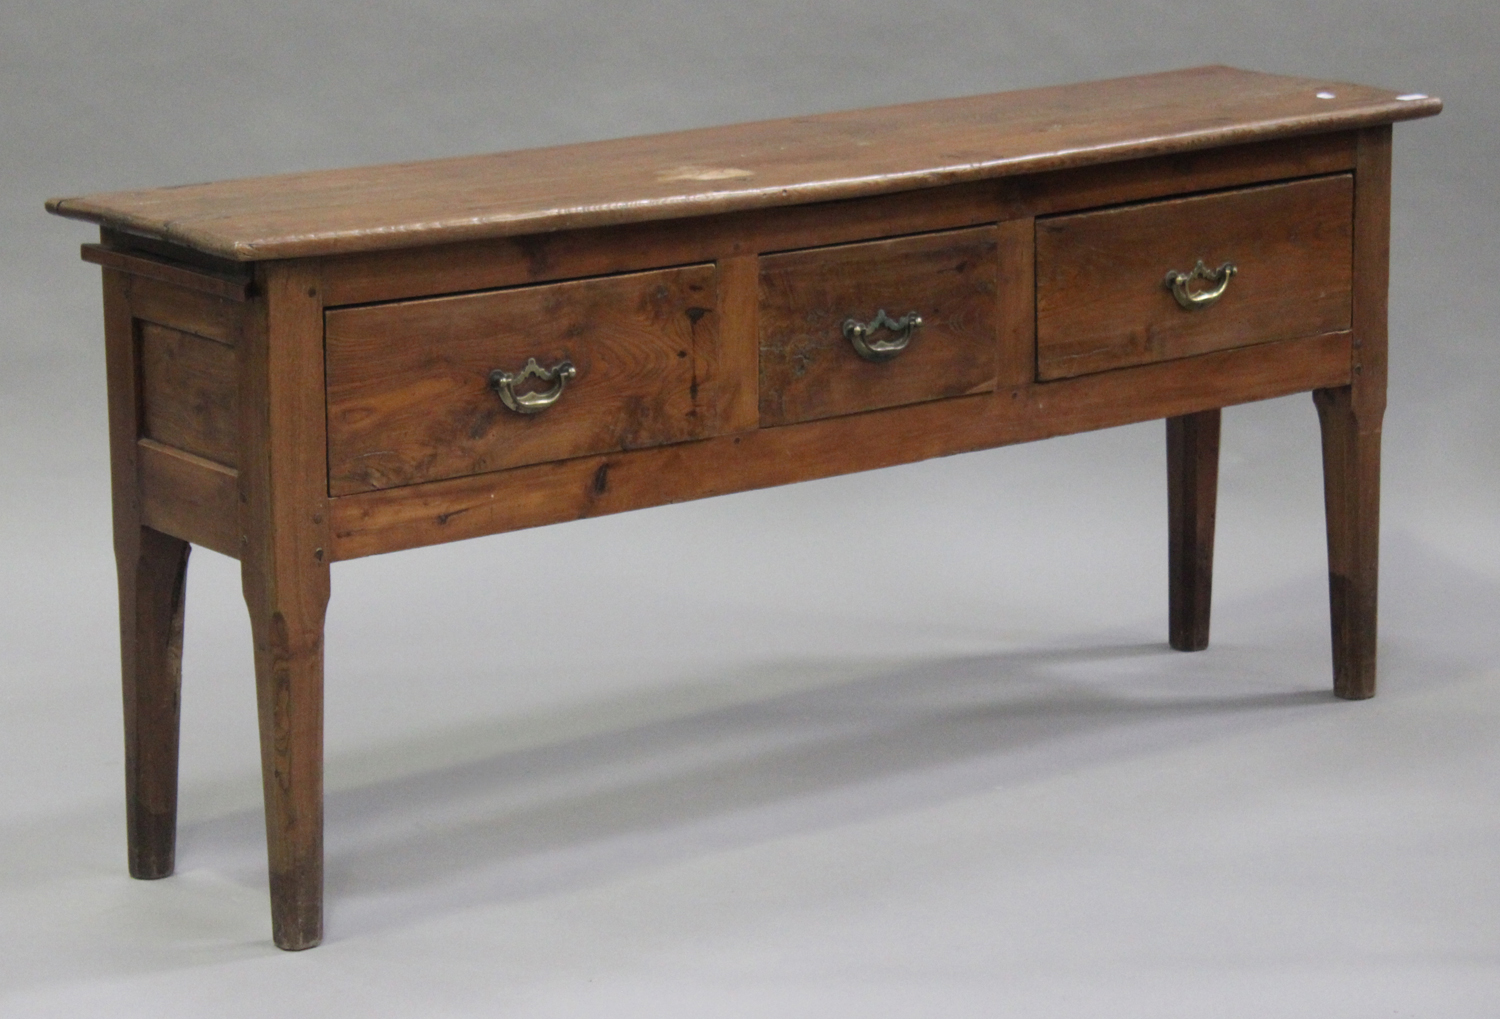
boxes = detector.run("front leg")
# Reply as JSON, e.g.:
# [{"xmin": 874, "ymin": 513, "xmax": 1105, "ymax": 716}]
[
  {"xmin": 239, "ymin": 262, "xmax": 332, "ymax": 949},
  {"xmin": 1166, "ymin": 408, "xmax": 1221, "ymax": 652},
  {"xmin": 242, "ymin": 547, "xmax": 328, "ymax": 950},
  {"xmin": 1314, "ymin": 386, "xmax": 1380, "ymax": 699},
  {"xmin": 1313, "ymin": 125, "xmax": 1392, "ymax": 700}
]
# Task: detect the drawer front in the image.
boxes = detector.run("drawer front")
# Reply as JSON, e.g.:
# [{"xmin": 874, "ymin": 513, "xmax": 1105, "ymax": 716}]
[
  {"xmin": 326, "ymin": 264, "xmax": 716, "ymax": 494},
  {"xmin": 758, "ymin": 226, "xmax": 999, "ymax": 427},
  {"xmin": 1036, "ymin": 174, "xmax": 1353, "ymax": 380}
]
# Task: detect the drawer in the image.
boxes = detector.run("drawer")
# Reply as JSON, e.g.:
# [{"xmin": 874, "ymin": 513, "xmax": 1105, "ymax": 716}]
[
  {"xmin": 1036, "ymin": 174, "xmax": 1354, "ymax": 380},
  {"xmin": 758, "ymin": 226, "xmax": 999, "ymax": 427},
  {"xmin": 325, "ymin": 264, "xmax": 717, "ymax": 494}
]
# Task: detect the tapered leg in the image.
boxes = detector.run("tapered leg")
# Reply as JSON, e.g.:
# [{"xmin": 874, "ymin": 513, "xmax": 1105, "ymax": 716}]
[
  {"xmin": 239, "ymin": 261, "xmax": 333, "ymax": 949},
  {"xmin": 1309, "ymin": 125, "xmax": 1391, "ymax": 700},
  {"xmin": 1313, "ymin": 386, "xmax": 1380, "ymax": 699},
  {"xmin": 100, "ymin": 266, "xmax": 193, "ymax": 879},
  {"xmin": 242, "ymin": 554, "xmax": 328, "ymax": 950},
  {"xmin": 118, "ymin": 526, "xmax": 191, "ymax": 878},
  {"xmin": 1167, "ymin": 408, "xmax": 1221, "ymax": 651}
]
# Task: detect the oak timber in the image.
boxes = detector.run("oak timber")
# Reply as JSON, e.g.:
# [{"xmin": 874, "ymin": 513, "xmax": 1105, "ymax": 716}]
[
  {"xmin": 47, "ymin": 67, "xmax": 1438, "ymax": 261},
  {"xmin": 239, "ymin": 263, "xmax": 331, "ymax": 950},
  {"xmin": 309, "ymin": 132, "xmax": 1360, "ymax": 310},
  {"xmin": 325, "ymin": 264, "xmax": 719, "ymax": 494},
  {"xmin": 327, "ymin": 331, "xmax": 1354, "ymax": 561},
  {"xmin": 137, "ymin": 439, "xmax": 241, "ymax": 558},
  {"xmin": 122, "ymin": 275, "xmax": 246, "ymax": 348},
  {"xmin": 138, "ymin": 323, "xmax": 239, "ymax": 466},
  {"xmin": 1037, "ymin": 174, "xmax": 1354, "ymax": 379},
  {"xmin": 1315, "ymin": 125, "xmax": 1393, "ymax": 700},
  {"xmin": 104, "ymin": 266, "xmax": 191, "ymax": 881},
  {"xmin": 758, "ymin": 227, "xmax": 999, "ymax": 426},
  {"xmin": 49, "ymin": 67, "xmax": 1439, "ymax": 951},
  {"xmin": 1167, "ymin": 409, "xmax": 1221, "ymax": 651}
]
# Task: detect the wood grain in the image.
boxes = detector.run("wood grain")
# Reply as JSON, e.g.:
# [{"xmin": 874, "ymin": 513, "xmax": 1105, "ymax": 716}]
[
  {"xmin": 325, "ymin": 265, "xmax": 717, "ymax": 495},
  {"xmin": 239, "ymin": 263, "xmax": 331, "ymax": 950},
  {"xmin": 311, "ymin": 132, "xmax": 1359, "ymax": 310},
  {"xmin": 1167, "ymin": 409, "xmax": 1221, "ymax": 651},
  {"xmin": 46, "ymin": 68, "xmax": 1439, "ymax": 261},
  {"xmin": 62, "ymin": 77, "xmax": 1434, "ymax": 952},
  {"xmin": 994, "ymin": 218, "xmax": 1036, "ymax": 389},
  {"xmin": 1349, "ymin": 128, "xmax": 1392, "ymax": 427},
  {"xmin": 137, "ymin": 438, "xmax": 241, "ymax": 558},
  {"xmin": 124, "ymin": 275, "xmax": 246, "ymax": 348},
  {"xmin": 706, "ymin": 254, "xmax": 761, "ymax": 434},
  {"xmin": 1316, "ymin": 125, "xmax": 1392, "ymax": 701},
  {"xmin": 118, "ymin": 526, "xmax": 190, "ymax": 880},
  {"xmin": 995, "ymin": 131, "xmax": 1357, "ymax": 219},
  {"xmin": 328, "ymin": 331, "xmax": 1352, "ymax": 560},
  {"xmin": 138, "ymin": 324, "xmax": 239, "ymax": 466},
  {"xmin": 104, "ymin": 267, "xmax": 191, "ymax": 880},
  {"xmin": 1037, "ymin": 175, "xmax": 1354, "ymax": 379},
  {"xmin": 1315, "ymin": 386, "xmax": 1381, "ymax": 700},
  {"xmin": 759, "ymin": 227, "xmax": 998, "ymax": 426}
]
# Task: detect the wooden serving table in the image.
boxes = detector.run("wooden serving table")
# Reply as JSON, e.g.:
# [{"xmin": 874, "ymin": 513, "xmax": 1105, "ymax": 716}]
[{"xmin": 46, "ymin": 66, "xmax": 1440, "ymax": 949}]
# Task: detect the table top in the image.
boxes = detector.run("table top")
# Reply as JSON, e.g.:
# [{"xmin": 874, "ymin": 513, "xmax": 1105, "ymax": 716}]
[{"xmin": 46, "ymin": 66, "xmax": 1439, "ymax": 262}]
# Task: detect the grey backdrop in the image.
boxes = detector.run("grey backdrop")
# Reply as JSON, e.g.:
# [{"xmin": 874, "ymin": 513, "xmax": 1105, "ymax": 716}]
[{"xmin": 3, "ymin": 2, "xmax": 1497, "ymax": 1015}]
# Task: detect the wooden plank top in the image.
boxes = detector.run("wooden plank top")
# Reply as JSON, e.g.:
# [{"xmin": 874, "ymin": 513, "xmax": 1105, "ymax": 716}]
[{"xmin": 47, "ymin": 66, "xmax": 1439, "ymax": 262}]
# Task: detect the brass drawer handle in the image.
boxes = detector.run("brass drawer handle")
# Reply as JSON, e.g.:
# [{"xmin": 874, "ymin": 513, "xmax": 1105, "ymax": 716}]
[
  {"xmin": 488, "ymin": 357, "xmax": 577, "ymax": 415},
  {"xmin": 1164, "ymin": 259, "xmax": 1237, "ymax": 310},
  {"xmin": 842, "ymin": 309, "xmax": 923, "ymax": 362}
]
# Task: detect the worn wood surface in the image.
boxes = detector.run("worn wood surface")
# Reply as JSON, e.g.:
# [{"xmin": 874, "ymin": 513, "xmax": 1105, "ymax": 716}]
[
  {"xmin": 47, "ymin": 68, "xmax": 1438, "ymax": 261},
  {"xmin": 137, "ymin": 439, "xmax": 241, "ymax": 558},
  {"xmin": 239, "ymin": 263, "xmax": 331, "ymax": 950},
  {"xmin": 329, "ymin": 331, "xmax": 1351, "ymax": 560},
  {"xmin": 104, "ymin": 268, "xmax": 191, "ymax": 880},
  {"xmin": 709, "ymin": 254, "xmax": 762, "ymax": 435},
  {"xmin": 311, "ymin": 133, "xmax": 1359, "ymax": 310},
  {"xmin": 996, "ymin": 131, "xmax": 1356, "ymax": 219},
  {"xmin": 110, "ymin": 272, "xmax": 245, "ymax": 559},
  {"xmin": 123, "ymin": 275, "xmax": 246, "ymax": 348},
  {"xmin": 138, "ymin": 323, "xmax": 239, "ymax": 466},
  {"xmin": 1167, "ymin": 409, "xmax": 1221, "ymax": 651},
  {"xmin": 119, "ymin": 526, "xmax": 191, "ymax": 880},
  {"xmin": 1037, "ymin": 175, "xmax": 1353, "ymax": 379},
  {"xmin": 759, "ymin": 227, "xmax": 998, "ymax": 426},
  {"xmin": 326, "ymin": 265, "xmax": 717, "ymax": 494},
  {"xmin": 1316, "ymin": 125, "xmax": 1392, "ymax": 700},
  {"xmin": 994, "ymin": 218, "xmax": 1036, "ymax": 389},
  {"xmin": 63, "ymin": 77, "xmax": 1432, "ymax": 952}
]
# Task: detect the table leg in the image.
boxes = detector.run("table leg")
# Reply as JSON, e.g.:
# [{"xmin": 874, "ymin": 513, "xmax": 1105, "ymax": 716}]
[
  {"xmin": 1312, "ymin": 125, "xmax": 1391, "ymax": 701},
  {"xmin": 102, "ymin": 265, "xmax": 195, "ymax": 880},
  {"xmin": 1166, "ymin": 408, "xmax": 1221, "ymax": 651},
  {"xmin": 241, "ymin": 554, "xmax": 328, "ymax": 950},
  {"xmin": 118, "ymin": 526, "xmax": 191, "ymax": 879},
  {"xmin": 239, "ymin": 262, "xmax": 333, "ymax": 950},
  {"xmin": 1313, "ymin": 386, "xmax": 1380, "ymax": 699}
]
